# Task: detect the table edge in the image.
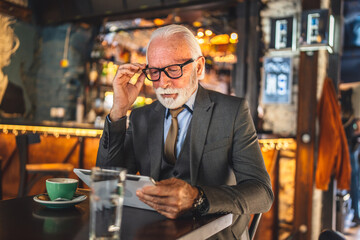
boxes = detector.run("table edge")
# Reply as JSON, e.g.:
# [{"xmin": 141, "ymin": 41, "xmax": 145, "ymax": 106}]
[{"xmin": 177, "ymin": 213, "xmax": 233, "ymax": 240}]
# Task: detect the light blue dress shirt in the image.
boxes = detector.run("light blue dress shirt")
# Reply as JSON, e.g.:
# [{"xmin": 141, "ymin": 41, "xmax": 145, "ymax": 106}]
[
  {"xmin": 164, "ymin": 88, "xmax": 198, "ymax": 158},
  {"xmin": 107, "ymin": 89, "xmax": 198, "ymax": 159}
]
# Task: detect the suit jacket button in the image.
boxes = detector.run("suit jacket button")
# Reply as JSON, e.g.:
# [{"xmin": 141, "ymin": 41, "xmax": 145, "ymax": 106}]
[{"xmin": 173, "ymin": 170, "xmax": 178, "ymax": 176}]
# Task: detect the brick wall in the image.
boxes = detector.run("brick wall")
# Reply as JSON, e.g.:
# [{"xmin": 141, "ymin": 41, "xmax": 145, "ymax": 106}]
[{"xmin": 260, "ymin": 0, "xmax": 301, "ymax": 136}]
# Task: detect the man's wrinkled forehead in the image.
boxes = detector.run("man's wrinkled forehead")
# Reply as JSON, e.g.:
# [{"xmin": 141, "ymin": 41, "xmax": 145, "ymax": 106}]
[
  {"xmin": 147, "ymin": 35, "xmax": 191, "ymax": 60},
  {"xmin": 150, "ymin": 34, "xmax": 188, "ymax": 49}
]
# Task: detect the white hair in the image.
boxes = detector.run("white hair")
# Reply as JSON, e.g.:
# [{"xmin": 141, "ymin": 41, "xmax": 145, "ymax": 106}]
[
  {"xmin": 0, "ymin": 16, "xmax": 19, "ymax": 103},
  {"xmin": 0, "ymin": 16, "xmax": 19, "ymax": 69},
  {"xmin": 146, "ymin": 24, "xmax": 205, "ymax": 79}
]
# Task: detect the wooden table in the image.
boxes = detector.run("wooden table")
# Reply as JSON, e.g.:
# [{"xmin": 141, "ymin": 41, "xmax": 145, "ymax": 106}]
[{"xmin": 0, "ymin": 191, "xmax": 233, "ymax": 240}]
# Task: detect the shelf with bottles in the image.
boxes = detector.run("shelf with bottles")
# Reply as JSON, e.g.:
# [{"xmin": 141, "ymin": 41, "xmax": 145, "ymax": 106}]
[
  {"xmin": 86, "ymin": 58, "xmax": 156, "ymax": 94},
  {"xmin": 86, "ymin": 60, "xmax": 118, "ymax": 87},
  {"xmin": 84, "ymin": 59, "xmax": 157, "ymax": 127}
]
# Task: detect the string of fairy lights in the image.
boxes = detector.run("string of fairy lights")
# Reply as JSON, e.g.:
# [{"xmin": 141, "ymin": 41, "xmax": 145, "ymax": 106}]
[
  {"xmin": 0, "ymin": 124, "xmax": 103, "ymax": 138},
  {"xmin": 259, "ymin": 138, "xmax": 296, "ymax": 152},
  {"xmin": 1, "ymin": 124, "xmax": 294, "ymax": 151}
]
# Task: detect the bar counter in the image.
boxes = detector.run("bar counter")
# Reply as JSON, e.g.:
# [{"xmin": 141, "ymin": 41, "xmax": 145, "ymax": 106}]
[
  {"xmin": 0, "ymin": 122, "xmax": 103, "ymax": 199},
  {"xmin": 0, "ymin": 121, "xmax": 103, "ymax": 138}
]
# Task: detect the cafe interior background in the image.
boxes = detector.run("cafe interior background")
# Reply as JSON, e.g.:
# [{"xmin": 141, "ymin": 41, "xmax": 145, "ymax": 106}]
[{"xmin": 1, "ymin": 0, "xmax": 360, "ymax": 239}]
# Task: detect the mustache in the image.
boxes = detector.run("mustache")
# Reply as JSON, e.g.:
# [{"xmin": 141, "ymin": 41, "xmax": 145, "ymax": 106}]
[{"xmin": 155, "ymin": 88, "xmax": 183, "ymax": 94}]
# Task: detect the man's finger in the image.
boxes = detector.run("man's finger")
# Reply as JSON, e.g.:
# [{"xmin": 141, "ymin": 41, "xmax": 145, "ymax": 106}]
[
  {"xmin": 115, "ymin": 69, "xmax": 136, "ymax": 78},
  {"xmin": 118, "ymin": 63, "xmax": 145, "ymax": 70},
  {"xmin": 137, "ymin": 191, "xmax": 178, "ymax": 206},
  {"xmin": 131, "ymin": 63, "xmax": 146, "ymax": 69},
  {"xmin": 156, "ymin": 178, "xmax": 179, "ymax": 186},
  {"xmin": 141, "ymin": 198, "xmax": 179, "ymax": 215},
  {"xmin": 134, "ymin": 73, "xmax": 145, "ymax": 90},
  {"xmin": 117, "ymin": 63, "xmax": 146, "ymax": 76},
  {"xmin": 140, "ymin": 185, "xmax": 173, "ymax": 197},
  {"xmin": 115, "ymin": 64, "xmax": 144, "ymax": 80}
]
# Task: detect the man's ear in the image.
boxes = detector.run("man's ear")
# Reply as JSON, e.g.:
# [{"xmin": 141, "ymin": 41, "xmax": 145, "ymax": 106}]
[{"xmin": 196, "ymin": 56, "xmax": 205, "ymax": 79}]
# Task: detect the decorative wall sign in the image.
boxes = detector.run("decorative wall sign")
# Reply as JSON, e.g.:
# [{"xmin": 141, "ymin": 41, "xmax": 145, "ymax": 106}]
[
  {"xmin": 262, "ymin": 57, "xmax": 292, "ymax": 104},
  {"xmin": 269, "ymin": 17, "xmax": 296, "ymax": 51},
  {"xmin": 299, "ymin": 9, "xmax": 335, "ymax": 53}
]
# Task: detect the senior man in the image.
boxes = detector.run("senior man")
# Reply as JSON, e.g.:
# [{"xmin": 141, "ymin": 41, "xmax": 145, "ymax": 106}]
[{"xmin": 96, "ymin": 24, "xmax": 273, "ymax": 239}]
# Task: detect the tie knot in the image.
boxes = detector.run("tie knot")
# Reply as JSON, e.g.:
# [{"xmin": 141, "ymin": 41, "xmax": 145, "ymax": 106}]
[{"xmin": 169, "ymin": 107, "xmax": 185, "ymax": 118}]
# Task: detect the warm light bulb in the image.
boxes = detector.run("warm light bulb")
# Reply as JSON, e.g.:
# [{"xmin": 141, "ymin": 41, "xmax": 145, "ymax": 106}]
[
  {"xmin": 60, "ymin": 59, "xmax": 69, "ymax": 68},
  {"xmin": 154, "ymin": 18, "xmax": 165, "ymax": 26},
  {"xmin": 229, "ymin": 38, "xmax": 238, "ymax": 44},
  {"xmin": 205, "ymin": 29, "xmax": 213, "ymax": 36},
  {"xmin": 198, "ymin": 38, "xmax": 205, "ymax": 44},
  {"xmin": 145, "ymin": 98, "xmax": 153, "ymax": 105},
  {"xmin": 197, "ymin": 31, "xmax": 204, "ymax": 38},
  {"xmin": 316, "ymin": 35, "xmax": 322, "ymax": 43},
  {"xmin": 230, "ymin": 32, "xmax": 238, "ymax": 40},
  {"xmin": 193, "ymin": 21, "xmax": 202, "ymax": 27}
]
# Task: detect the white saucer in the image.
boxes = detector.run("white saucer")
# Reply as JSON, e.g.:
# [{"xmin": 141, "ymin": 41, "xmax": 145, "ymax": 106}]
[{"xmin": 33, "ymin": 193, "xmax": 87, "ymax": 209}]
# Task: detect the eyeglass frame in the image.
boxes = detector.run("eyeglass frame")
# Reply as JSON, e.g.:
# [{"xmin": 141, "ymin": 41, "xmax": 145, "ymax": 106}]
[{"xmin": 142, "ymin": 58, "xmax": 195, "ymax": 82}]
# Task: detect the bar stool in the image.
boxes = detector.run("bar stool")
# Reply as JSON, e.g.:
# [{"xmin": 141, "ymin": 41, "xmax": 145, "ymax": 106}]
[{"xmin": 16, "ymin": 133, "xmax": 74, "ymax": 197}]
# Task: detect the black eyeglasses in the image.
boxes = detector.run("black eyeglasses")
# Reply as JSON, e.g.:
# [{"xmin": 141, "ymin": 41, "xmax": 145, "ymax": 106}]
[{"xmin": 142, "ymin": 59, "xmax": 194, "ymax": 82}]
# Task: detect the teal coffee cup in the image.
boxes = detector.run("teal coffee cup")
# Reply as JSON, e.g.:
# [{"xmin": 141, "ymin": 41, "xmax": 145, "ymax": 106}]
[{"xmin": 46, "ymin": 178, "xmax": 78, "ymax": 201}]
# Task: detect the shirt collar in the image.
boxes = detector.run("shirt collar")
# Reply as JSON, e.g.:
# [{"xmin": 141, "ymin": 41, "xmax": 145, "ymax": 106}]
[{"xmin": 165, "ymin": 87, "xmax": 198, "ymax": 119}]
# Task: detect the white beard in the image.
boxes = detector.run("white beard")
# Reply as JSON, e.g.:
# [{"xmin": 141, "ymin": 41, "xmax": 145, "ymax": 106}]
[{"xmin": 155, "ymin": 69, "xmax": 197, "ymax": 109}]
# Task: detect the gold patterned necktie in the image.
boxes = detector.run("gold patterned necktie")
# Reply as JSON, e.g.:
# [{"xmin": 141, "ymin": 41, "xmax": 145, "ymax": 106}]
[{"xmin": 164, "ymin": 107, "xmax": 185, "ymax": 165}]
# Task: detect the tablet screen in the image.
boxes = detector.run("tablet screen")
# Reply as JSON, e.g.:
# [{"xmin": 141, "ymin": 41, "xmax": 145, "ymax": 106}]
[{"xmin": 73, "ymin": 168, "xmax": 155, "ymax": 211}]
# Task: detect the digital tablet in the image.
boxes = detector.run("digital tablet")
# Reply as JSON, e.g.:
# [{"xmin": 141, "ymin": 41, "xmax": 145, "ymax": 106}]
[{"xmin": 73, "ymin": 168, "xmax": 156, "ymax": 211}]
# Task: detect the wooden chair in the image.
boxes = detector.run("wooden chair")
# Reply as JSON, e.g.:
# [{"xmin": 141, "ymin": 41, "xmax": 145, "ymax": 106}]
[
  {"xmin": 249, "ymin": 213, "xmax": 262, "ymax": 240},
  {"xmin": 15, "ymin": 133, "xmax": 74, "ymax": 197},
  {"xmin": 318, "ymin": 229, "xmax": 346, "ymax": 240}
]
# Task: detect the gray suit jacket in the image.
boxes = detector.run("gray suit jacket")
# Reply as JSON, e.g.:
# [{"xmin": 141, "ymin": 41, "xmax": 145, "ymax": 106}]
[{"xmin": 96, "ymin": 85, "xmax": 273, "ymax": 239}]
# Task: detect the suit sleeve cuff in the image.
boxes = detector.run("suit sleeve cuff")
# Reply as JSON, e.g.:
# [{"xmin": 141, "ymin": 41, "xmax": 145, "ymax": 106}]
[
  {"xmin": 200, "ymin": 185, "xmax": 234, "ymax": 214},
  {"xmin": 106, "ymin": 114, "xmax": 127, "ymax": 134}
]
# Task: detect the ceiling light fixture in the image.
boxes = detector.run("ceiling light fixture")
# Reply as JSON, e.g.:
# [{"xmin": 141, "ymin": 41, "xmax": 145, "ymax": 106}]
[
  {"xmin": 154, "ymin": 18, "xmax": 164, "ymax": 26},
  {"xmin": 193, "ymin": 21, "xmax": 202, "ymax": 27},
  {"xmin": 205, "ymin": 29, "xmax": 213, "ymax": 36},
  {"xmin": 230, "ymin": 32, "xmax": 238, "ymax": 40}
]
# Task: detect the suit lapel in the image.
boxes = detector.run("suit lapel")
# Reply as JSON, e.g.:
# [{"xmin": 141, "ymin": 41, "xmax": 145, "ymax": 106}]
[
  {"xmin": 148, "ymin": 101, "xmax": 165, "ymax": 181},
  {"xmin": 190, "ymin": 86, "xmax": 214, "ymax": 185}
]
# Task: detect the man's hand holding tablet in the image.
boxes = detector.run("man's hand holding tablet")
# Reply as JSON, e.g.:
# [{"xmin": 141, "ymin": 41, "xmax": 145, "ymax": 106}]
[{"xmin": 73, "ymin": 168, "xmax": 156, "ymax": 211}]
